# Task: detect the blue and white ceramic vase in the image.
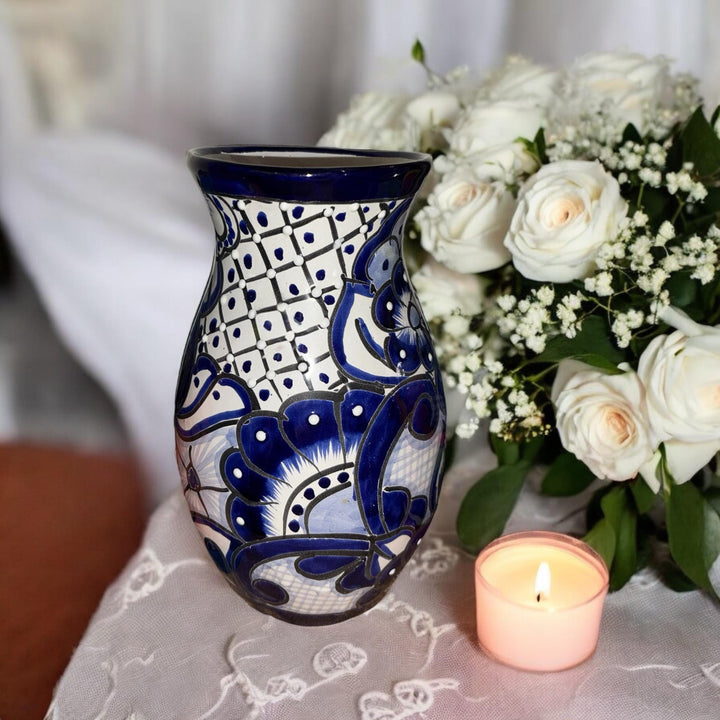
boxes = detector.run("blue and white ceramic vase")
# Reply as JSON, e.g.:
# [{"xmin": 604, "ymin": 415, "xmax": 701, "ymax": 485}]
[{"xmin": 174, "ymin": 146, "xmax": 446, "ymax": 625}]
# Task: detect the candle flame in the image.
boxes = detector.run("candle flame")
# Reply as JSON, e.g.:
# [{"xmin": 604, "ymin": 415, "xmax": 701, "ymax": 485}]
[{"xmin": 535, "ymin": 561, "xmax": 551, "ymax": 602}]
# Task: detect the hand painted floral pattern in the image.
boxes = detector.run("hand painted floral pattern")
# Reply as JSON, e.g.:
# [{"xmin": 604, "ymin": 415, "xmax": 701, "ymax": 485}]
[{"xmin": 174, "ymin": 173, "xmax": 445, "ymax": 622}]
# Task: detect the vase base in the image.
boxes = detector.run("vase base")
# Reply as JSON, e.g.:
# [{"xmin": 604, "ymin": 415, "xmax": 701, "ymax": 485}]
[{"xmin": 222, "ymin": 573, "xmax": 391, "ymax": 626}]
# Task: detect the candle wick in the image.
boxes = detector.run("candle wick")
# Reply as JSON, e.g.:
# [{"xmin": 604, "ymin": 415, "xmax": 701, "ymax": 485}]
[{"xmin": 536, "ymin": 592, "xmax": 541, "ymax": 603}]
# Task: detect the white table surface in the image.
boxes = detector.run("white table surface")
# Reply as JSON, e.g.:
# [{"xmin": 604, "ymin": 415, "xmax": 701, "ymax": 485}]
[{"xmin": 46, "ymin": 444, "xmax": 720, "ymax": 720}]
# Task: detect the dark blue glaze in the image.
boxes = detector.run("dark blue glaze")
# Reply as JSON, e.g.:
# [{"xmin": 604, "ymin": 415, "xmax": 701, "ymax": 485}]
[
  {"xmin": 188, "ymin": 145, "xmax": 431, "ymax": 202},
  {"xmin": 174, "ymin": 146, "xmax": 445, "ymax": 625}
]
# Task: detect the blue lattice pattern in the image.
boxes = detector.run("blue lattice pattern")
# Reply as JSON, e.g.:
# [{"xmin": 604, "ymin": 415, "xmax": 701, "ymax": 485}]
[{"xmin": 197, "ymin": 197, "xmax": 387, "ymax": 407}]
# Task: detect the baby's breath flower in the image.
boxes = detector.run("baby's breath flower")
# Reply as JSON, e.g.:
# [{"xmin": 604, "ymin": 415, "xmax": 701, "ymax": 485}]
[
  {"xmin": 536, "ymin": 285, "xmax": 555, "ymax": 306},
  {"xmin": 656, "ymin": 220, "xmax": 675, "ymax": 244},
  {"xmin": 584, "ymin": 270, "xmax": 613, "ymax": 296},
  {"xmin": 456, "ymin": 420, "xmax": 480, "ymax": 439},
  {"xmin": 661, "ymin": 252, "xmax": 682, "ymax": 272},
  {"xmin": 648, "ymin": 289, "xmax": 671, "ymax": 322},
  {"xmin": 638, "ymin": 167, "xmax": 662, "ymax": 186},
  {"xmin": 692, "ymin": 264, "xmax": 715, "ymax": 284},
  {"xmin": 637, "ymin": 267, "xmax": 669, "ymax": 295},
  {"xmin": 395, "ymin": 52, "xmax": 712, "ymax": 454},
  {"xmin": 496, "ymin": 294, "xmax": 517, "ymax": 312},
  {"xmin": 611, "ymin": 309, "xmax": 645, "ymax": 347}
]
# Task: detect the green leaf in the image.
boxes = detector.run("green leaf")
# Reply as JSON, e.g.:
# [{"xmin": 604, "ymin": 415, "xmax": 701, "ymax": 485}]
[
  {"xmin": 583, "ymin": 518, "xmax": 616, "ymax": 570},
  {"xmin": 636, "ymin": 515, "xmax": 654, "ymax": 571},
  {"xmin": 682, "ymin": 106, "xmax": 720, "ymax": 177},
  {"xmin": 611, "ymin": 502, "xmax": 638, "ymax": 591},
  {"xmin": 665, "ymin": 134, "xmax": 683, "ymax": 173},
  {"xmin": 598, "ymin": 485, "xmax": 637, "ymax": 590},
  {"xmin": 655, "ymin": 444, "xmax": 672, "ymax": 492},
  {"xmin": 630, "ymin": 477, "xmax": 657, "ymax": 515},
  {"xmin": 600, "ymin": 485, "xmax": 628, "ymax": 529},
  {"xmin": 693, "ymin": 186, "xmax": 720, "ymax": 215},
  {"xmin": 666, "ymin": 479, "xmax": 715, "ymax": 592},
  {"xmin": 532, "ymin": 315, "xmax": 625, "ymax": 367},
  {"xmin": 664, "ymin": 271, "xmax": 698, "ymax": 308},
  {"xmin": 621, "ymin": 123, "xmax": 643, "ymax": 144},
  {"xmin": 706, "ymin": 487, "xmax": 720, "ymax": 515},
  {"xmin": 520, "ymin": 435, "xmax": 545, "ymax": 463},
  {"xmin": 637, "ymin": 185, "xmax": 672, "ymax": 225},
  {"xmin": 489, "ymin": 434, "xmax": 520, "ymax": 466},
  {"xmin": 711, "ymin": 105, "xmax": 720, "ymax": 127},
  {"xmin": 411, "ymin": 38, "xmax": 425, "ymax": 64},
  {"xmin": 541, "ymin": 451, "xmax": 596, "ymax": 496},
  {"xmin": 586, "ymin": 485, "xmax": 611, "ymax": 528},
  {"xmin": 657, "ymin": 553, "xmax": 698, "ymax": 592},
  {"xmin": 566, "ymin": 353, "xmax": 625, "ymax": 373},
  {"xmin": 533, "ymin": 128, "xmax": 548, "ymax": 164},
  {"xmin": 456, "ymin": 462, "xmax": 530, "ymax": 554}
]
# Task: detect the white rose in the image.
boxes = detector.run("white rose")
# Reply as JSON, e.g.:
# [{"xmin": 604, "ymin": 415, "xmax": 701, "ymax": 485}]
[
  {"xmin": 551, "ymin": 360, "xmax": 655, "ymax": 482},
  {"xmin": 318, "ymin": 92, "xmax": 419, "ymax": 151},
  {"xmin": 564, "ymin": 52, "xmax": 672, "ymax": 132},
  {"xmin": 411, "ymin": 257, "xmax": 484, "ymax": 321},
  {"xmin": 636, "ymin": 312, "xmax": 720, "ymax": 484},
  {"xmin": 415, "ymin": 164, "xmax": 514, "ymax": 274},
  {"xmin": 405, "ymin": 90, "xmax": 461, "ymax": 133},
  {"xmin": 469, "ymin": 141, "xmax": 539, "ymax": 183},
  {"xmin": 434, "ymin": 142, "xmax": 538, "ymax": 185},
  {"xmin": 448, "ymin": 99, "xmax": 546, "ymax": 157},
  {"xmin": 504, "ymin": 160, "xmax": 627, "ymax": 282},
  {"xmin": 483, "ymin": 56, "xmax": 559, "ymax": 104},
  {"xmin": 405, "ymin": 90, "xmax": 462, "ymax": 152}
]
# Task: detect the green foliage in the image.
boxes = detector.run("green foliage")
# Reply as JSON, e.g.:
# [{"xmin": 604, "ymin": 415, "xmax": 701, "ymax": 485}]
[
  {"xmin": 411, "ymin": 39, "xmax": 426, "ymax": 65},
  {"xmin": 630, "ymin": 477, "xmax": 657, "ymax": 514},
  {"xmin": 666, "ymin": 477, "xmax": 720, "ymax": 598},
  {"xmin": 521, "ymin": 129, "xmax": 549, "ymax": 165},
  {"xmin": 489, "ymin": 434, "xmax": 520, "ymax": 466},
  {"xmin": 621, "ymin": 123, "xmax": 643, "ymax": 144},
  {"xmin": 665, "ymin": 271, "xmax": 699, "ymax": 308},
  {"xmin": 600, "ymin": 486, "xmax": 638, "ymax": 590},
  {"xmin": 582, "ymin": 484, "xmax": 648, "ymax": 591},
  {"xmin": 541, "ymin": 451, "xmax": 596, "ymax": 496},
  {"xmin": 532, "ymin": 315, "xmax": 626, "ymax": 370},
  {"xmin": 681, "ymin": 107, "xmax": 720, "ymax": 177},
  {"xmin": 457, "ymin": 435, "xmax": 548, "ymax": 554},
  {"xmin": 426, "ymin": 54, "xmax": 720, "ymax": 595},
  {"xmin": 456, "ymin": 462, "xmax": 530, "ymax": 554},
  {"xmin": 707, "ymin": 487, "xmax": 720, "ymax": 515},
  {"xmin": 583, "ymin": 518, "xmax": 616, "ymax": 570},
  {"xmin": 656, "ymin": 553, "xmax": 698, "ymax": 592}
]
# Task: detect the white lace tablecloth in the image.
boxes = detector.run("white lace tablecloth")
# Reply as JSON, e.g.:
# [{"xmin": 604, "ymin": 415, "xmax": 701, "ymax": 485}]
[{"xmin": 47, "ymin": 445, "xmax": 720, "ymax": 720}]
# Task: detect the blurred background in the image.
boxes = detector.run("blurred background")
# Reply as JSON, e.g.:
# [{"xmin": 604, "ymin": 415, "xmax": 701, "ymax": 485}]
[
  {"xmin": 2, "ymin": 1, "xmax": 720, "ymax": 716},
  {"xmin": 3, "ymin": 0, "xmax": 720, "ymax": 506}
]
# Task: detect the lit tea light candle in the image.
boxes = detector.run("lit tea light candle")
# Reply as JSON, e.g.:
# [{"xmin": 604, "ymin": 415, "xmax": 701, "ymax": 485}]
[{"xmin": 475, "ymin": 531, "xmax": 609, "ymax": 672}]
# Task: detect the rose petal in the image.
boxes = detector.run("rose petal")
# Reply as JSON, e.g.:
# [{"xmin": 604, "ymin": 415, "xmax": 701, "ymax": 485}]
[{"xmin": 663, "ymin": 438, "xmax": 720, "ymax": 484}]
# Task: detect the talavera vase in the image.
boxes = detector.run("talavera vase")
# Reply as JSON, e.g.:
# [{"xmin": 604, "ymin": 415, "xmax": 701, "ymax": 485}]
[{"xmin": 174, "ymin": 146, "xmax": 446, "ymax": 625}]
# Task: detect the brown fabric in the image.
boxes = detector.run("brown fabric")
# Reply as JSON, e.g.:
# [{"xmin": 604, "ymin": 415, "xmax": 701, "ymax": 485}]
[{"xmin": 0, "ymin": 442, "xmax": 147, "ymax": 720}]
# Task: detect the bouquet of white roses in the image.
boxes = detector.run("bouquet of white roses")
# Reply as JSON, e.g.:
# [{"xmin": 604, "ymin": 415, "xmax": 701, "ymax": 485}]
[{"xmin": 320, "ymin": 42, "xmax": 720, "ymax": 596}]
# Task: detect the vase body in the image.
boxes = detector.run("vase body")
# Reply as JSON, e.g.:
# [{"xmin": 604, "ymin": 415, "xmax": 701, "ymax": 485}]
[{"xmin": 174, "ymin": 146, "xmax": 446, "ymax": 624}]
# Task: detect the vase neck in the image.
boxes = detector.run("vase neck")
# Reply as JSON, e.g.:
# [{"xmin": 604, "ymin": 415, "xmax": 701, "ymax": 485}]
[{"xmin": 205, "ymin": 193, "xmax": 407, "ymax": 264}]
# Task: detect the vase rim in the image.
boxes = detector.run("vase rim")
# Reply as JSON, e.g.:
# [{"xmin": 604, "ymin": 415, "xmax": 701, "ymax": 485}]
[{"xmin": 187, "ymin": 144, "xmax": 432, "ymax": 202}]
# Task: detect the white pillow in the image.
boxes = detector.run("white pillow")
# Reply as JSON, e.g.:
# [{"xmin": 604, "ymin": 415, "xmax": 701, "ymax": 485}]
[{"xmin": 0, "ymin": 131, "xmax": 212, "ymax": 504}]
